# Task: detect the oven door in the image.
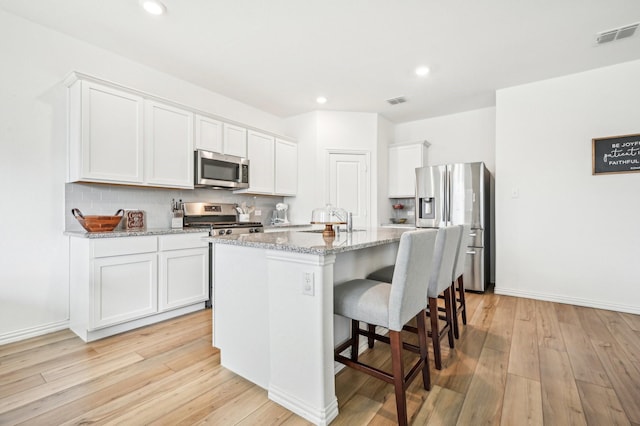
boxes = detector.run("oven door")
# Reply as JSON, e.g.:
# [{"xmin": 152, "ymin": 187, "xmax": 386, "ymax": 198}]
[{"xmin": 195, "ymin": 150, "xmax": 249, "ymax": 189}]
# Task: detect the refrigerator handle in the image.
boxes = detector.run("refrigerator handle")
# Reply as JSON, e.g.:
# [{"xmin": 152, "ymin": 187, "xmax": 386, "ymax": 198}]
[{"xmin": 446, "ymin": 168, "xmax": 452, "ymax": 224}]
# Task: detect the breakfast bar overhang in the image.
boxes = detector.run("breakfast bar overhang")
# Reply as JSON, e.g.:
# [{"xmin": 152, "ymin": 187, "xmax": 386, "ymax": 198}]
[{"xmin": 208, "ymin": 228, "xmax": 410, "ymax": 425}]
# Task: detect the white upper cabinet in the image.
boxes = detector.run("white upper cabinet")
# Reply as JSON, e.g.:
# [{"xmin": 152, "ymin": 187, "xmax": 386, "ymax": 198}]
[
  {"xmin": 194, "ymin": 114, "xmax": 222, "ymax": 153},
  {"xmin": 245, "ymin": 130, "xmax": 275, "ymax": 194},
  {"xmin": 237, "ymin": 133, "xmax": 298, "ymax": 196},
  {"xmin": 69, "ymin": 80, "xmax": 144, "ymax": 184},
  {"xmin": 388, "ymin": 141, "xmax": 430, "ymax": 198},
  {"xmin": 145, "ymin": 100, "xmax": 194, "ymax": 188},
  {"xmin": 223, "ymin": 123, "xmax": 247, "ymax": 158},
  {"xmin": 274, "ymin": 139, "xmax": 298, "ymax": 196},
  {"xmin": 67, "ymin": 75, "xmax": 194, "ymax": 189}
]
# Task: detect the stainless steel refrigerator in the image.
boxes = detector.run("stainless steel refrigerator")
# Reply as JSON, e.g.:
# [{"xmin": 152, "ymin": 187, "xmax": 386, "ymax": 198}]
[{"xmin": 415, "ymin": 162, "xmax": 490, "ymax": 292}]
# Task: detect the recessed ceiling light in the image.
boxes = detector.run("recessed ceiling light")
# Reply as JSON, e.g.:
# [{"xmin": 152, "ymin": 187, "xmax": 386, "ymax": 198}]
[
  {"xmin": 415, "ymin": 66, "xmax": 430, "ymax": 77},
  {"xmin": 140, "ymin": 0, "xmax": 166, "ymax": 15},
  {"xmin": 316, "ymin": 96, "xmax": 327, "ymax": 104}
]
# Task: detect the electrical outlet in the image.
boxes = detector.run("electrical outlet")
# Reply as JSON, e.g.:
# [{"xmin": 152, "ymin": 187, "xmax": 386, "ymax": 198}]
[
  {"xmin": 254, "ymin": 210, "xmax": 262, "ymax": 216},
  {"xmin": 302, "ymin": 272, "xmax": 314, "ymax": 296}
]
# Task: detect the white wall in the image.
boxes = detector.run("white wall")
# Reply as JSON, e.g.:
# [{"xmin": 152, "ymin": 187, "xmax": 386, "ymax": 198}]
[
  {"xmin": 284, "ymin": 111, "xmax": 381, "ymax": 227},
  {"xmin": 495, "ymin": 59, "xmax": 640, "ymax": 314},
  {"xmin": 394, "ymin": 107, "xmax": 496, "ymax": 172},
  {"xmin": 0, "ymin": 10, "xmax": 286, "ymax": 343}
]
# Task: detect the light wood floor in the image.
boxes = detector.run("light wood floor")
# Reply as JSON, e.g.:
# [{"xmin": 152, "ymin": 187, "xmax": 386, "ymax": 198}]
[{"xmin": 1, "ymin": 292, "xmax": 639, "ymax": 425}]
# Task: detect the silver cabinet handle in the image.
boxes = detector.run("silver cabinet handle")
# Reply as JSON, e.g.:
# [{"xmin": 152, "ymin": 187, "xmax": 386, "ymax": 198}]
[{"xmin": 466, "ymin": 250, "xmax": 477, "ymax": 255}]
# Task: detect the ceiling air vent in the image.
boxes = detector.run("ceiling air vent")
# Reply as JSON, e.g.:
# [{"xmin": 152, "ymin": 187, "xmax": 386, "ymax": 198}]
[
  {"xmin": 387, "ymin": 96, "xmax": 407, "ymax": 105},
  {"xmin": 596, "ymin": 23, "xmax": 639, "ymax": 44}
]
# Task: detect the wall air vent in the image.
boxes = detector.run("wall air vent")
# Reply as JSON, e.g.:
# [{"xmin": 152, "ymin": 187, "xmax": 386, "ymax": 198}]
[
  {"xmin": 596, "ymin": 22, "xmax": 638, "ymax": 44},
  {"xmin": 387, "ymin": 96, "xmax": 407, "ymax": 105}
]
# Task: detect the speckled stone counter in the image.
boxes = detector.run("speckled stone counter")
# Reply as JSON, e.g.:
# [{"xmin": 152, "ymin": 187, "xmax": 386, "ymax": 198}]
[
  {"xmin": 206, "ymin": 227, "xmax": 410, "ymax": 255},
  {"xmin": 65, "ymin": 227, "xmax": 209, "ymax": 238}
]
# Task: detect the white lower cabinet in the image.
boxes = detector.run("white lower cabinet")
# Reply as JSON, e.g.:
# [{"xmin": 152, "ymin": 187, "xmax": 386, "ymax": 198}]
[
  {"xmin": 158, "ymin": 234, "xmax": 209, "ymax": 311},
  {"xmin": 92, "ymin": 253, "xmax": 158, "ymax": 328},
  {"xmin": 70, "ymin": 233, "xmax": 209, "ymax": 342}
]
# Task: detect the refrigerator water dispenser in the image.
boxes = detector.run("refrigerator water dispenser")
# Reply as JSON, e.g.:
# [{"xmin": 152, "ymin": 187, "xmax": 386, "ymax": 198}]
[{"xmin": 419, "ymin": 197, "xmax": 435, "ymax": 219}]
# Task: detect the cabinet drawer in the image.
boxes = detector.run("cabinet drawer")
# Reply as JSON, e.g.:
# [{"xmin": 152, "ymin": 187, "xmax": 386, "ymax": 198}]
[
  {"xmin": 91, "ymin": 236, "xmax": 158, "ymax": 258},
  {"xmin": 158, "ymin": 233, "xmax": 209, "ymax": 251}
]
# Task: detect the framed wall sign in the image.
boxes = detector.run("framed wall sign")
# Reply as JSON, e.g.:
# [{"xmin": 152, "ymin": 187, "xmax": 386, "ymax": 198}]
[{"xmin": 592, "ymin": 133, "xmax": 640, "ymax": 175}]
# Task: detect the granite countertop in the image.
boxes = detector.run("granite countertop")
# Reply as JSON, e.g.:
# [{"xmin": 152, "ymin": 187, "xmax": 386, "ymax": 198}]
[
  {"xmin": 206, "ymin": 227, "xmax": 412, "ymax": 255},
  {"xmin": 263, "ymin": 223, "xmax": 314, "ymax": 230},
  {"xmin": 64, "ymin": 227, "xmax": 210, "ymax": 238}
]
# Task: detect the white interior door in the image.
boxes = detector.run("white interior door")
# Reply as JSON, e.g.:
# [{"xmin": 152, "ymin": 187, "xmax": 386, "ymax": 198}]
[{"xmin": 328, "ymin": 151, "xmax": 370, "ymax": 228}]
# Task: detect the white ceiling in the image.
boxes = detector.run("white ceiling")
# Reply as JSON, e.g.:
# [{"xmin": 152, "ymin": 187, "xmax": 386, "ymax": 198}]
[{"xmin": 2, "ymin": 0, "xmax": 640, "ymax": 123}]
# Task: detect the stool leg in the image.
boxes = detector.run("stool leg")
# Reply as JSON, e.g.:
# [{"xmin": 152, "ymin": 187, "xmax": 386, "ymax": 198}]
[
  {"xmin": 389, "ymin": 330, "xmax": 408, "ymax": 426},
  {"xmin": 458, "ymin": 275, "xmax": 467, "ymax": 325},
  {"xmin": 444, "ymin": 287, "xmax": 455, "ymax": 349},
  {"xmin": 367, "ymin": 324, "xmax": 375, "ymax": 348},
  {"xmin": 416, "ymin": 310, "xmax": 431, "ymax": 391},
  {"xmin": 429, "ymin": 297, "xmax": 442, "ymax": 370},
  {"xmin": 450, "ymin": 282, "xmax": 460, "ymax": 339},
  {"xmin": 350, "ymin": 319, "xmax": 359, "ymax": 361}
]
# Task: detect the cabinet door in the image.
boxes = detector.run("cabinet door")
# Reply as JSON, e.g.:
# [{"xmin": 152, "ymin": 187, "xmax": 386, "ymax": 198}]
[
  {"xmin": 388, "ymin": 143, "xmax": 427, "ymax": 198},
  {"xmin": 145, "ymin": 101, "xmax": 194, "ymax": 188},
  {"xmin": 246, "ymin": 131, "xmax": 275, "ymax": 194},
  {"xmin": 274, "ymin": 139, "xmax": 297, "ymax": 196},
  {"xmin": 223, "ymin": 123, "xmax": 247, "ymax": 158},
  {"xmin": 195, "ymin": 114, "xmax": 222, "ymax": 153},
  {"xmin": 77, "ymin": 82, "xmax": 144, "ymax": 183},
  {"xmin": 91, "ymin": 253, "xmax": 157, "ymax": 329},
  {"xmin": 159, "ymin": 248, "xmax": 209, "ymax": 311}
]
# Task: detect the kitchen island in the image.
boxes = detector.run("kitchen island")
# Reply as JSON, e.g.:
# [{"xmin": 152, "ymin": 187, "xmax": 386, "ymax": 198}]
[{"xmin": 208, "ymin": 228, "xmax": 411, "ymax": 425}]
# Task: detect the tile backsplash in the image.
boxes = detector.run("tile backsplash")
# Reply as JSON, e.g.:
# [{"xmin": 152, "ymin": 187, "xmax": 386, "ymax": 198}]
[{"xmin": 65, "ymin": 183, "xmax": 285, "ymax": 231}]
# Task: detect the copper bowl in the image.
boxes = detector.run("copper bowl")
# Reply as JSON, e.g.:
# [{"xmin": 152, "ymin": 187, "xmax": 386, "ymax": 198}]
[{"xmin": 72, "ymin": 208, "xmax": 124, "ymax": 232}]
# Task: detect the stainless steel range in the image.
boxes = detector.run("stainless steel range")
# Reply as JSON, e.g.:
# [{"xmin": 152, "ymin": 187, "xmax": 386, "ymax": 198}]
[{"xmin": 183, "ymin": 202, "xmax": 264, "ymax": 236}]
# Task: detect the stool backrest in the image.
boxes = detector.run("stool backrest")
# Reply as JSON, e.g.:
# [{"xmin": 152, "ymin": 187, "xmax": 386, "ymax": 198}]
[
  {"xmin": 452, "ymin": 224, "xmax": 471, "ymax": 281},
  {"xmin": 388, "ymin": 229, "xmax": 439, "ymax": 331},
  {"xmin": 427, "ymin": 225, "xmax": 462, "ymax": 298}
]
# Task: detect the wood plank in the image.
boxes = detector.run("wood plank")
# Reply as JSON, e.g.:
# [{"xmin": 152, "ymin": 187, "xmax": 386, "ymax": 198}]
[
  {"xmin": 0, "ymin": 352, "xmax": 143, "ymax": 415},
  {"xmin": 411, "ymin": 385, "xmax": 464, "ymax": 426},
  {"xmin": 235, "ymin": 400, "xmax": 297, "ymax": 426},
  {"xmin": 596, "ymin": 309, "xmax": 640, "ymax": 372},
  {"xmin": 485, "ymin": 295, "xmax": 516, "ymax": 353},
  {"xmin": 41, "ymin": 349, "xmax": 144, "ymax": 383},
  {"xmin": 591, "ymin": 337, "xmax": 640, "ymax": 423},
  {"xmin": 330, "ymin": 394, "xmax": 381, "ymax": 426},
  {"xmin": 619, "ymin": 312, "xmax": 640, "ymax": 332},
  {"xmin": 500, "ymin": 373, "xmax": 543, "ymax": 426},
  {"xmin": 0, "ymin": 329, "xmax": 77, "ymax": 358},
  {"xmin": 0, "ymin": 337, "xmax": 93, "ymax": 378},
  {"xmin": 143, "ymin": 375, "xmax": 256, "ymax": 425},
  {"xmin": 4, "ymin": 359, "xmax": 172, "ymax": 425},
  {"xmin": 536, "ymin": 300, "xmax": 566, "ymax": 352},
  {"xmin": 539, "ymin": 347, "xmax": 587, "ymax": 426},
  {"xmin": 195, "ymin": 384, "xmax": 269, "ymax": 425},
  {"xmin": 576, "ymin": 380, "xmax": 631, "ymax": 426},
  {"xmin": 58, "ymin": 358, "xmax": 224, "ymax": 426},
  {"xmin": 508, "ymin": 297, "xmax": 540, "ymax": 381},
  {"xmin": 559, "ymin": 322, "xmax": 610, "ymax": 387},
  {"xmin": 554, "ymin": 302, "xmax": 581, "ymax": 326},
  {"xmin": 456, "ymin": 346, "xmax": 509, "ymax": 425},
  {"xmin": 0, "ymin": 373, "xmax": 45, "ymax": 399}
]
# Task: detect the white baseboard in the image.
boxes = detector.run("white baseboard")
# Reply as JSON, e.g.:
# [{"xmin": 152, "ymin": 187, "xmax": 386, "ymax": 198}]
[
  {"xmin": 494, "ymin": 287, "xmax": 640, "ymax": 315},
  {"xmin": 269, "ymin": 384, "xmax": 338, "ymax": 426},
  {"xmin": 0, "ymin": 320, "xmax": 70, "ymax": 345}
]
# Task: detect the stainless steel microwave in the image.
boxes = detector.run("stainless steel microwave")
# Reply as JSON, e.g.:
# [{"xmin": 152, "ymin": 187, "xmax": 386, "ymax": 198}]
[{"xmin": 194, "ymin": 150, "xmax": 249, "ymax": 189}]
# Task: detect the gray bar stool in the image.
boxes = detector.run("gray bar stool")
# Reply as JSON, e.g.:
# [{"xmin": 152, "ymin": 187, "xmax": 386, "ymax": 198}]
[
  {"xmin": 451, "ymin": 224, "xmax": 471, "ymax": 339},
  {"xmin": 366, "ymin": 225, "xmax": 462, "ymax": 370},
  {"xmin": 334, "ymin": 229, "xmax": 439, "ymax": 426}
]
